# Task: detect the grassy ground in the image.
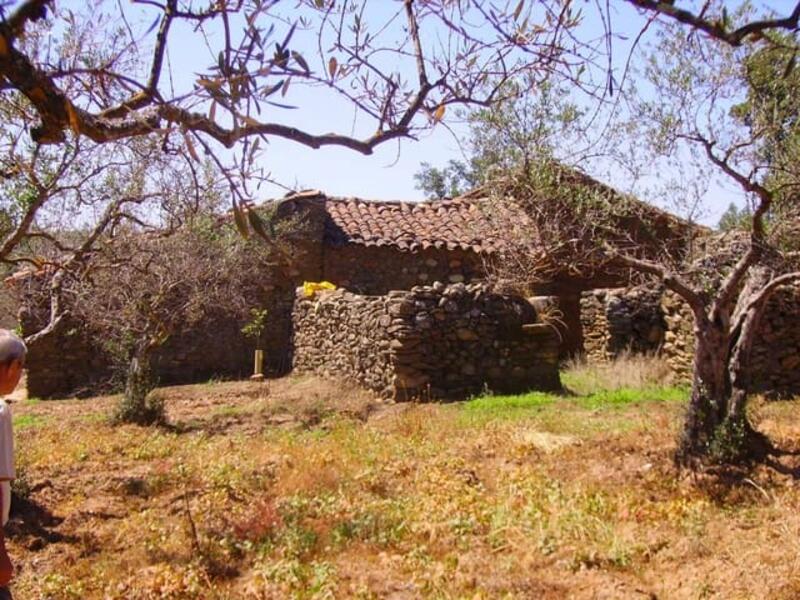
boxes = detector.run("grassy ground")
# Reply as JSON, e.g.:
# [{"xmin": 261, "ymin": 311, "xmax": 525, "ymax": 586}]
[{"xmin": 6, "ymin": 359, "xmax": 800, "ymax": 599}]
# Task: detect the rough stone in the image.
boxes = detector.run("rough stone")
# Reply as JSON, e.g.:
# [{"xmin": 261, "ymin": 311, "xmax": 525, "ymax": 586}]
[
  {"xmin": 579, "ymin": 285, "xmax": 665, "ymax": 363},
  {"xmin": 291, "ymin": 283, "xmax": 561, "ymax": 400}
]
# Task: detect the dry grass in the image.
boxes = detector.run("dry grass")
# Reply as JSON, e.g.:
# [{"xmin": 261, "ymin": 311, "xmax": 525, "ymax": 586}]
[
  {"xmin": 563, "ymin": 352, "xmax": 676, "ymax": 395},
  {"xmin": 5, "ymin": 370, "xmax": 800, "ymax": 599}
]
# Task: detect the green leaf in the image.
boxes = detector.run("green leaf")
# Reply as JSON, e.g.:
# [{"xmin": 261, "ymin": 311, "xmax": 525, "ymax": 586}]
[
  {"xmin": 232, "ymin": 201, "xmax": 250, "ymax": 239},
  {"xmin": 262, "ymin": 79, "xmax": 285, "ymax": 98},
  {"xmin": 292, "ymin": 51, "xmax": 310, "ymax": 74},
  {"xmin": 513, "ymin": 0, "xmax": 524, "ymax": 21},
  {"xmin": 783, "ymin": 52, "xmax": 797, "ymax": 79},
  {"xmin": 183, "ymin": 132, "xmax": 200, "ymax": 162},
  {"xmin": 247, "ymin": 207, "xmax": 272, "ymax": 240},
  {"xmin": 248, "ymin": 137, "xmax": 261, "ymax": 165}
]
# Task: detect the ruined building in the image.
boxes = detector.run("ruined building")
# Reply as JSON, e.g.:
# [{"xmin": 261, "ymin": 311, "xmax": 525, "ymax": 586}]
[{"xmin": 16, "ymin": 185, "xmax": 799, "ymax": 400}]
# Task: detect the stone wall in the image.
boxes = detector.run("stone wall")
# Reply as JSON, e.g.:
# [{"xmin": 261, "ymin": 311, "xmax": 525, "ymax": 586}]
[
  {"xmin": 660, "ymin": 290, "xmax": 695, "ymax": 381},
  {"xmin": 14, "ymin": 274, "xmax": 255, "ymax": 399},
  {"xmin": 292, "ymin": 282, "xmax": 561, "ymax": 400},
  {"xmin": 323, "ymin": 246, "xmax": 484, "ymax": 295},
  {"xmin": 20, "ymin": 308, "xmax": 253, "ymax": 399},
  {"xmin": 579, "ymin": 286, "xmax": 665, "ymax": 362},
  {"xmin": 662, "ymin": 286, "xmax": 800, "ymax": 395},
  {"xmin": 23, "ymin": 316, "xmax": 112, "ymax": 399},
  {"xmin": 292, "ymin": 290, "xmax": 394, "ymax": 394}
]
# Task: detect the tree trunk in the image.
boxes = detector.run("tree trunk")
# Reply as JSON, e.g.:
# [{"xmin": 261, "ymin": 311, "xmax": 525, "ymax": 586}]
[
  {"xmin": 115, "ymin": 347, "xmax": 163, "ymax": 425},
  {"xmin": 728, "ymin": 267, "xmax": 771, "ymax": 421},
  {"xmin": 728, "ymin": 315, "xmax": 758, "ymax": 423},
  {"xmin": 677, "ymin": 326, "xmax": 730, "ymax": 463},
  {"xmin": 679, "ymin": 303, "xmax": 774, "ymax": 465},
  {"xmin": 125, "ymin": 352, "xmax": 153, "ymax": 406},
  {"xmin": 724, "ymin": 291, "xmax": 774, "ymax": 461}
]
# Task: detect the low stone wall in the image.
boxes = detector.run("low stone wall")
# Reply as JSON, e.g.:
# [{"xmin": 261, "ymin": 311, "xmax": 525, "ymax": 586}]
[
  {"xmin": 662, "ymin": 286, "xmax": 800, "ymax": 395},
  {"xmin": 580, "ymin": 286, "xmax": 665, "ymax": 362},
  {"xmin": 292, "ymin": 283, "xmax": 561, "ymax": 400},
  {"xmin": 660, "ymin": 290, "xmax": 695, "ymax": 381},
  {"xmin": 292, "ymin": 289, "xmax": 393, "ymax": 394},
  {"xmin": 21, "ymin": 312, "xmax": 252, "ymax": 399},
  {"xmin": 23, "ymin": 316, "xmax": 112, "ymax": 399},
  {"xmin": 15, "ymin": 275, "xmax": 253, "ymax": 398}
]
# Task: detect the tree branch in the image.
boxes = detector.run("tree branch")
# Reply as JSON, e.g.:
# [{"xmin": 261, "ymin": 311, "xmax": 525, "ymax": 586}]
[
  {"xmin": 732, "ymin": 271, "xmax": 800, "ymax": 335},
  {"xmin": 0, "ymin": 189, "xmax": 49, "ymax": 262},
  {"xmin": 0, "ymin": 0, "xmax": 50, "ymax": 40},
  {"xmin": 609, "ymin": 250, "xmax": 706, "ymax": 312},
  {"xmin": 626, "ymin": 0, "xmax": 800, "ymax": 46}
]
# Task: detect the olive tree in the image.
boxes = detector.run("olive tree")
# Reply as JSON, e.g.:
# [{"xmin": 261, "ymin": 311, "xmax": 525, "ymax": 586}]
[
  {"xmin": 429, "ymin": 2, "xmax": 800, "ymax": 466},
  {"xmin": 68, "ymin": 218, "xmax": 281, "ymax": 424}
]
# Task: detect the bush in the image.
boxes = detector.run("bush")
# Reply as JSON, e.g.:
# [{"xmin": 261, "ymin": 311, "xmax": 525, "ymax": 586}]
[
  {"xmin": 113, "ymin": 390, "xmax": 166, "ymax": 426},
  {"xmin": 112, "ymin": 357, "xmax": 166, "ymax": 426},
  {"xmin": 708, "ymin": 417, "xmax": 771, "ymax": 464}
]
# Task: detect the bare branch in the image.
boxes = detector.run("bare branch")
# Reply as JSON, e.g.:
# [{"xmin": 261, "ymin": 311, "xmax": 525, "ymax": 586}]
[
  {"xmin": 626, "ymin": 0, "xmax": 800, "ymax": 46},
  {"xmin": 609, "ymin": 250, "xmax": 705, "ymax": 313}
]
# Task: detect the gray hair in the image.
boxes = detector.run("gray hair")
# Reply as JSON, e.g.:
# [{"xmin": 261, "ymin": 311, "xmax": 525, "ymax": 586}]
[{"xmin": 0, "ymin": 330, "xmax": 26, "ymax": 367}]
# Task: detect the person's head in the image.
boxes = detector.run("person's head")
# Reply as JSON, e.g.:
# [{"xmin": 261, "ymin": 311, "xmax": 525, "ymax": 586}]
[{"xmin": 0, "ymin": 331, "xmax": 26, "ymax": 395}]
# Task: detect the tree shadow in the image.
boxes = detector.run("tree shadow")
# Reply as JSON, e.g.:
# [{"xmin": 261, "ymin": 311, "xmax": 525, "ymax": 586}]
[
  {"xmin": 680, "ymin": 439, "xmax": 800, "ymax": 506},
  {"xmin": 764, "ymin": 456, "xmax": 800, "ymax": 479},
  {"xmin": 6, "ymin": 492, "xmax": 76, "ymax": 549}
]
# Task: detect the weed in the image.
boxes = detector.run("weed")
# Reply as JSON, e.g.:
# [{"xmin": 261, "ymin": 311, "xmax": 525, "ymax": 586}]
[
  {"xmin": 40, "ymin": 573, "xmax": 85, "ymax": 599},
  {"xmin": 13, "ymin": 413, "xmax": 48, "ymax": 429},
  {"xmin": 331, "ymin": 509, "xmax": 407, "ymax": 547},
  {"xmin": 462, "ymin": 384, "xmax": 686, "ymax": 425},
  {"xmin": 113, "ymin": 360, "xmax": 166, "ymax": 426},
  {"xmin": 11, "ymin": 458, "xmax": 31, "ymax": 501},
  {"xmin": 113, "ymin": 388, "xmax": 166, "ymax": 426},
  {"xmin": 563, "ymin": 353, "xmax": 675, "ymax": 394},
  {"xmin": 8, "ymin": 375, "xmax": 800, "ymax": 598}
]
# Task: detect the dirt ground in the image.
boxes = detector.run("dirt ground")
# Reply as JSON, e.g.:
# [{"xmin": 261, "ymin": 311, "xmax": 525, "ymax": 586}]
[{"xmin": 5, "ymin": 374, "xmax": 800, "ymax": 599}]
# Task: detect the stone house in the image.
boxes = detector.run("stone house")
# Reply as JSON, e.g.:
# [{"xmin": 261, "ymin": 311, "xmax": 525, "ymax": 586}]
[
  {"xmin": 256, "ymin": 191, "xmax": 499, "ymax": 377},
  {"xmin": 12, "ymin": 185, "xmax": 695, "ymax": 399},
  {"xmin": 14, "ymin": 191, "xmax": 519, "ymax": 397},
  {"xmin": 261, "ymin": 187, "xmax": 689, "ymax": 372}
]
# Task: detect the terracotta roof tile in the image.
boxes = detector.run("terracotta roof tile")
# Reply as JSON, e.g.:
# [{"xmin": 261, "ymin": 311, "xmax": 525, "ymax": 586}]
[{"xmin": 281, "ymin": 192, "xmax": 503, "ymax": 254}]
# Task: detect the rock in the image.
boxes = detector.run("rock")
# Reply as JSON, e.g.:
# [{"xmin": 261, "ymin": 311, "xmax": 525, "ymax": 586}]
[
  {"xmin": 781, "ymin": 355, "xmax": 800, "ymax": 370},
  {"xmin": 456, "ymin": 328, "xmax": 479, "ymax": 341},
  {"xmin": 291, "ymin": 279, "xmax": 562, "ymax": 401}
]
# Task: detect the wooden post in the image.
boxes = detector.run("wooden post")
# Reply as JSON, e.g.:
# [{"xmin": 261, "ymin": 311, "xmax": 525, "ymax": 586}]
[{"xmin": 250, "ymin": 349, "xmax": 265, "ymax": 381}]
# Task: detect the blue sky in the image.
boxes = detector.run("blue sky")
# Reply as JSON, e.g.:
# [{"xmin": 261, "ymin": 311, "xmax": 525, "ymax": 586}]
[{"xmin": 91, "ymin": 1, "xmax": 790, "ymax": 225}]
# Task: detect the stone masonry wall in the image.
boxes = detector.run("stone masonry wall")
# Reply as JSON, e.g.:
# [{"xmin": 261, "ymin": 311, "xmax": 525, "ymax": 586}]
[
  {"xmin": 660, "ymin": 290, "xmax": 695, "ymax": 381},
  {"xmin": 292, "ymin": 290, "xmax": 394, "ymax": 394},
  {"xmin": 662, "ymin": 286, "xmax": 800, "ymax": 395},
  {"xmin": 292, "ymin": 282, "xmax": 561, "ymax": 400},
  {"xmin": 323, "ymin": 246, "xmax": 484, "ymax": 295},
  {"xmin": 20, "ymin": 306, "xmax": 253, "ymax": 399},
  {"xmin": 15, "ymin": 275, "xmax": 253, "ymax": 399},
  {"xmin": 580, "ymin": 286, "xmax": 665, "ymax": 363}
]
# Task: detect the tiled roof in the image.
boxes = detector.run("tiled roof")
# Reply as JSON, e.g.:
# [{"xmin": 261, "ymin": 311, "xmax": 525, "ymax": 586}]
[{"xmin": 278, "ymin": 191, "xmax": 504, "ymax": 254}]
